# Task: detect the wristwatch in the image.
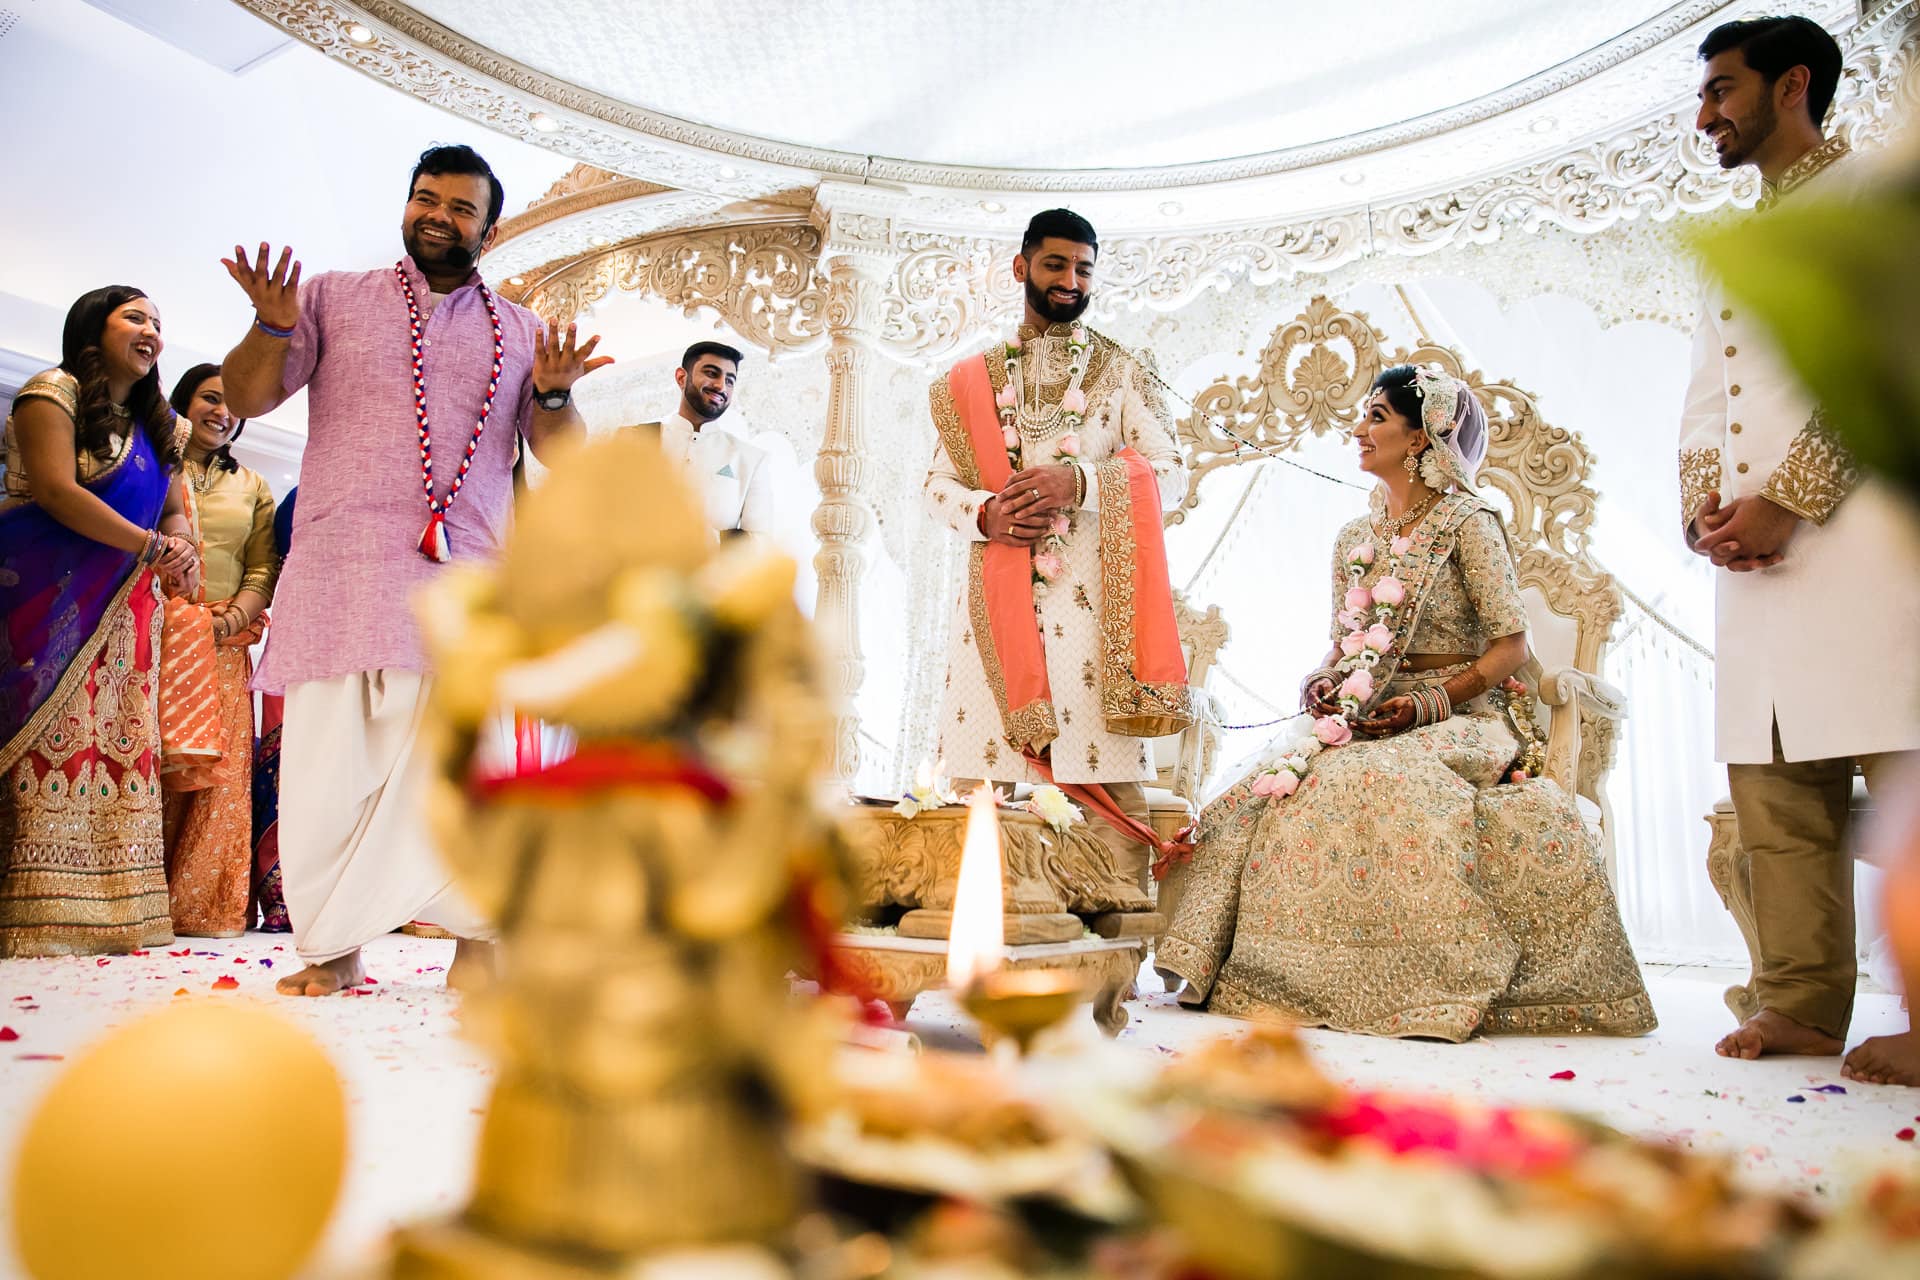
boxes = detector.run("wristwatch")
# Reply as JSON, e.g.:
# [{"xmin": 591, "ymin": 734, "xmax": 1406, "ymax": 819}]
[{"xmin": 533, "ymin": 386, "xmax": 572, "ymax": 411}]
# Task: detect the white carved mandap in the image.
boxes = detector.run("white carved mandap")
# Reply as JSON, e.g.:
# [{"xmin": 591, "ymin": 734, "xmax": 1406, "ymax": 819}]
[{"xmin": 234, "ymin": 0, "xmax": 1917, "ymax": 967}]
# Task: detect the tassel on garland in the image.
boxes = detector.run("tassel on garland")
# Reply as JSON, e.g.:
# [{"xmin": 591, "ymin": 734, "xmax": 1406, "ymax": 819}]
[{"xmin": 418, "ymin": 512, "xmax": 451, "ymax": 563}]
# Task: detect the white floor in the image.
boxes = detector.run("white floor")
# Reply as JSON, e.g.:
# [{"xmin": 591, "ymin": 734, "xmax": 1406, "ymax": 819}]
[{"xmin": 1, "ymin": 935, "xmax": 1916, "ymax": 1278}]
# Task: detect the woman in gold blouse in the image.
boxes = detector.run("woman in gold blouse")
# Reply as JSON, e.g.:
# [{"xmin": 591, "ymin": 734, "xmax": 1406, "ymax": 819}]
[
  {"xmin": 1158, "ymin": 365, "xmax": 1654, "ymax": 1041},
  {"xmin": 162, "ymin": 364, "xmax": 280, "ymax": 936}
]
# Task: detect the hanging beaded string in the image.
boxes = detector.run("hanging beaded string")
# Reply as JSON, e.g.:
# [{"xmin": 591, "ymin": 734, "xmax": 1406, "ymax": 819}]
[{"xmin": 395, "ymin": 260, "xmax": 504, "ymax": 562}]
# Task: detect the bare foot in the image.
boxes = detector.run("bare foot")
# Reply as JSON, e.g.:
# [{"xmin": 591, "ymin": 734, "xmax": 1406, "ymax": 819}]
[
  {"xmin": 1842, "ymin": 1030, "xmax": 1920, "ymax": 1087},
  {"xmin": 275, "ymin": 950, "xmax": 365, "ymax": 997},
  {"xmin": 1713, "ymin": 1007, "xmax": 1843, "ymax": 1060},
  {"xmin": 446, "ymin": 938, "xmax": 499, "ymax": 994}
]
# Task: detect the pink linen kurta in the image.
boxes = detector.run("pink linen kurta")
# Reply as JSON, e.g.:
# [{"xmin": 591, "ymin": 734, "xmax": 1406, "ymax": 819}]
[{"xmin": 251, "ymin": 256, "xmax": 540, "ymax": 694}]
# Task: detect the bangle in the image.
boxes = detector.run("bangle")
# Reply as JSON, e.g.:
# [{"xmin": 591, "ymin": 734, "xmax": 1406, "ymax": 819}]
[
  {"xmin": 1411, "ymin": 685, "xmax": 1452, "ymax": 727},
  {"xmin": 1071, "ymin": 464, "xmax": 1087, "ymax": 507},
  {"xmin": 254, "ymin": 316, "xmax": 295, "ymax": 340},
  {"xmin": 140, "ymin": 531, "xmax": 160, "ymax": 565}
]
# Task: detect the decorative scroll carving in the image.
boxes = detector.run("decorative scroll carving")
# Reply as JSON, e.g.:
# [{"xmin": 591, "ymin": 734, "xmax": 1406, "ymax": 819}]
[
  {"xmin": 839, "ymin": 805, "xmax": 1151, "ymax": 919},
  {"xmin": 518, "ymin": 224, "xmax": 829, "ymax": 353},
  {"xmin": 528, "ymin": 163, "xmax": 623, "ymax": 208}
]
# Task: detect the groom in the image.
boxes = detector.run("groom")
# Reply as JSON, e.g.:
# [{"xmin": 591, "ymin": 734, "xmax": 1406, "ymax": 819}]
[
  {"xmin": 923, "ymin": 208, "xmax": 1193, "ymax": 890},
  {"xmin": 1679, "ymin": 17, "xmax": 1920, "ymax": 1082}
]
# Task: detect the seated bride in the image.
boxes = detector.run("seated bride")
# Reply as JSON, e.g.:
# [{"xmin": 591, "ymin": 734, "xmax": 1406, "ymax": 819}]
[{"xmin": 1157, "ymin": 364, "xmax": 1656, "ymax": 1041}]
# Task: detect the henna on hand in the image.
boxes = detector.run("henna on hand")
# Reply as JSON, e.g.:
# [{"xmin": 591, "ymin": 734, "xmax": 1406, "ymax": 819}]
[{"xmin": 1441, "ymin": 666, "xmax": 1489, "ymax": 709}]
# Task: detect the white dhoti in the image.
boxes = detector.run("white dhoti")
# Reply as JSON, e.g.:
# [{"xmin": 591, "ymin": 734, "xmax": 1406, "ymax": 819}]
[{"xmin": 279, "ymin": 670, "xmax": 492, "ymax": 963}]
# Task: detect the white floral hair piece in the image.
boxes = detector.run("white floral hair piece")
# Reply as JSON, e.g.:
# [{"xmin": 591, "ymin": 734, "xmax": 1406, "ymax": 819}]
[{"xmin": 1409, "ymin": 362, "xmax": 1460, "ymax": 441}]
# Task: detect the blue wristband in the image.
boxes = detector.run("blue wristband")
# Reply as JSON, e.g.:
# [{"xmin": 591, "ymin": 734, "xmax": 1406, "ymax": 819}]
[{"xmin": 254, "ymin": 316, "xmax": 295, "ymax": 340}]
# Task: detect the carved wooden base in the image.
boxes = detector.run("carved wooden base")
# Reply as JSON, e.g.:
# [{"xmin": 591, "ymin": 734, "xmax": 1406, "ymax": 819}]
[
  {"xmin": 1704, "ymin": 800, "xmax": 1759, "ymax": 1021},
  {"xmin": 897, "ymin": 908, "xmax": 1086, "ymax": 943},
  {"xmin": 839, "ymin": 804, "xmax": 1153, "ymax": 919},
  {"xmin": 830, "ymin": 933, "xmax": 1145, "ymax": 1038}
]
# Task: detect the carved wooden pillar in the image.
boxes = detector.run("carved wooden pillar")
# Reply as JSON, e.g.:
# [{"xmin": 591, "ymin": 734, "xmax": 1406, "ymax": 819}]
[{"xmin": 810, "ymin": 183, "xmax": 906, "ymax": 785}]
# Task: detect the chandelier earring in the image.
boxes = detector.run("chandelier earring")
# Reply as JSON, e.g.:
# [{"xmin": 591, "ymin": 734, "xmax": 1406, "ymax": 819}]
[{"xmin": 1403, "ymin": 447, "xmax": 1421, "ymax": 479}]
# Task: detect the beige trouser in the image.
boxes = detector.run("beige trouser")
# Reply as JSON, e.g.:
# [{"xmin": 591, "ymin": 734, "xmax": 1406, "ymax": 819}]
[
  {"xmin": 280, "ymin": 670, "xmax": 493, "ymax": 964},
  {"xmin": 1726, "ymin": 719, "xmax": 1912, "ymax": 1039},
  {"xmin": 953, "ymin": 778, "xmax": 1153, "ymax": 894}
]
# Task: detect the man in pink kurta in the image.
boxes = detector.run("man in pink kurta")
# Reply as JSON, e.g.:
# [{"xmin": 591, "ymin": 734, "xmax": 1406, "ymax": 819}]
[{"xmin": 220, "ymin": 144, "xmax": 610, "ymax": 995}]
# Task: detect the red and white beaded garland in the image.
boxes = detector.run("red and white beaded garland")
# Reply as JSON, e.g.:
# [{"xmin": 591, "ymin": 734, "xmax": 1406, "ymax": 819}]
[{"xmin": 395, "ymin": 260, "xmax": 503, "ymax": 562}]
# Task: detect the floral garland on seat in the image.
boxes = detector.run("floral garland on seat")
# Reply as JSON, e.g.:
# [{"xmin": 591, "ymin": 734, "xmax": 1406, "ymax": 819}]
[{"xmin": 996, "ymin": 327, "xmax": 1091, "ymax": 591}]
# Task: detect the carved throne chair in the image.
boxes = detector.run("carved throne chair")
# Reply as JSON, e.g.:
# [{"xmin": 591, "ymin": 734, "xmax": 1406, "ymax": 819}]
[{"xmin": 1160, "ymin": 295, "xmax": 1631, "ymax": 888}]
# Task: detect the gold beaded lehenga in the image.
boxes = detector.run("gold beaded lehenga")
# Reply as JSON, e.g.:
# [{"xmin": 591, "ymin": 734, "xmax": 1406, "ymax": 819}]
[{"xmin": 1157, "ymin": 491, "xmax": 1656, "ymax": 1041}]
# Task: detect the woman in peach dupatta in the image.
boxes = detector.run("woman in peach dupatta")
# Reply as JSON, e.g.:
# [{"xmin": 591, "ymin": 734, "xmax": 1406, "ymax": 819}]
[{"xmin": 161, "ymin": 364, "xmax": 280, "ymax": 936}]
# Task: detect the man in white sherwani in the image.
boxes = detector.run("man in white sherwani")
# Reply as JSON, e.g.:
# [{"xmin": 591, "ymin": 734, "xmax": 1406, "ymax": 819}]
[
  {"xmin": 636, "ymin": 341, "xmax": 780, "ymax": 537},
  {"xmin": 1681, "ymin": 16, "xmax": 1920, "ymax": 1083},
  {"xmin": 924, "ymin": 209, "xmax": 1193, "ymax": 891}
]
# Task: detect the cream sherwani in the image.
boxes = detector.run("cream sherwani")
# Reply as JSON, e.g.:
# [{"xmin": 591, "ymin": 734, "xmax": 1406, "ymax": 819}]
[
  {"xmin": 1678, "ymin": 137, "xmax": 1920, "ymax": 765},
  {"xmin": 638, "ymin": 409, "xmax": 781, "ymax": 535},
  {"xmin": 924, "ymin": 325, "xmax": 1187, "ymax": 786}
]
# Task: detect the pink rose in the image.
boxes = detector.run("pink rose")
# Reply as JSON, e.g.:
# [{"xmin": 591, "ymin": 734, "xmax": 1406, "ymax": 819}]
[
  {"xmin": 1313, "ymin": 716, "xmax": 1353, "ymax": 747},
  {"xmin": 1365, "ymin": 622, "xmax": 1394, "ymax": 652},
  {"xmin": 1351, "ymin": 541, "xmax": 1375, "ymax": 566},
  {"xmin": 1050, "ymin": 514, "xmax": 1071, "ymax": 536},
  {"xmin": 1058, "ymin": 425, "xmax": 1084, "ymax": 453},
  {"xmin": 996, "ymin": 383, "xmax": 1018, "ymax": 410},
  {"xmin": 1391, "ymin": 535, "xmax": 1413, "ymax": 558},
  {"xmin": 1070, "ymin": 325, "xmax": 1088, "ymax": 346},
  {"xmin": 1269, "ymin": 769, "xmax": 1301, "ymax": 798},
  {"xmin": 1339, "ymin": 669, "xmax": 1375, "ymax": 703},
  {"xmin": 1372, "ymin": 575, "xmax": 1406, "ymax": 606},
  {"xmin": 1033, "ymin": 552, "xmax": 1065, "ymax": 582},
  {"xmin": 1336, "ymin": 608, "xmax": 1363, "ymax": 632},
  {"xmin": 1007, "ymin": 336, "xmax": 1022, "ymax": 353},
  {"xmin": 1002, "ymin": 426, "xmax": 1019, "ymax": 450},
  {"xmin": 1250, "ymin": 771, "xmax": 1279, "ymax": 797},
  {"xmin": 1339, "ymin": 631, "xmax": 1367, "ymax": 658},
  {"xmin": 1508, "ymin": 769, "xmax": 1530, "ymax": 784},
  {"xmin": 1343, "ymin": 586, "xmax": 1372, "ymax": 613}
]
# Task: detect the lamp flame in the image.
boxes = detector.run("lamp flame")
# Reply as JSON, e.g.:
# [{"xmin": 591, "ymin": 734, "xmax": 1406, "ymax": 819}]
[{"xmin": 946, "ymin": 783, "xmax": 1006, "ymax": 989}]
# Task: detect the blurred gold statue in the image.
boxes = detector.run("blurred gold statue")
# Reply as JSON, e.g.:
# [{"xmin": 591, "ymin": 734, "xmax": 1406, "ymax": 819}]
[{"xmin": 390, "ymin": 432, "xmax": 850, "ymax": 1275}]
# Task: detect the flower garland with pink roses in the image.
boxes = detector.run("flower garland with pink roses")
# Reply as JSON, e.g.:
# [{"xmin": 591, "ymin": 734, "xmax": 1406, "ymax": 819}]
[
  {"xmin": 1249, "ymin": 533, "xmax": 1416, "ymax": 801},
  {"xmin": 997, "ymin": 326, "xmax": 1092, "ymax": 591}
]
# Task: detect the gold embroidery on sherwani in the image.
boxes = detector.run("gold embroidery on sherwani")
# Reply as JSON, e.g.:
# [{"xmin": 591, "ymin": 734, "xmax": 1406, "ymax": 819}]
[
  {"xmin": 928, "ymin": 377, "xmax": 982, "ymax": 490},
  {"xmin": 1762, "ymin": 409, "xmax": 1858, "ymax": 525},
  {"xmin": 1094, "ymin": 456, "xmax": 1195, "ymax": 737},
  {"xmin": 1759, "ymin": 134, "xmax": 1851, "ymax": 209},
  {"xmin": 1679, "ymin": 447, "xmax": 1722, "ymax": 527}
]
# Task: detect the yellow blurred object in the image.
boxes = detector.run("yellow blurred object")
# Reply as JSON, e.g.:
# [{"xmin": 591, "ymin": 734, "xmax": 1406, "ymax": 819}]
[{"xmin": 11, "ymin": 1002, "xmax": 347, "ymax": 1280}]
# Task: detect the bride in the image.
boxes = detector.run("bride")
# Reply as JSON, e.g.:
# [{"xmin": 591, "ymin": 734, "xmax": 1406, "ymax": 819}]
[{"xmin": 1157, "ymin": 364, "xmax": 1656, "ymax": 1041}]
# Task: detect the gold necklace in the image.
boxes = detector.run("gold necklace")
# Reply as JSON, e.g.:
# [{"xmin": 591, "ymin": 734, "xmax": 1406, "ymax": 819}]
[{"xmin": 1374, "ymin": 489, "xmax": 1440, "ymax": 538}]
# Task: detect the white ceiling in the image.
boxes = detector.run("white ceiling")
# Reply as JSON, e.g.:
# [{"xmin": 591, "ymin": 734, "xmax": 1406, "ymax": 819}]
[
  {"xmin": 403, "ymin": 0, "xmax": 1677, "ymax": 170},
  {"xmin": 0, "ymin": 0, "xmax": 574, "ymax": 458}
]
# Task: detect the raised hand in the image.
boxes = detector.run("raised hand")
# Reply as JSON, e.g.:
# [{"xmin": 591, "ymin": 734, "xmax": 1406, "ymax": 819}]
[
  {"xmin": 533, "ymin": 322, "xmax": 615, "ymax": 394},
  {"xmin": 221, "ymin": 243, "xmax": 302, "ymax": 331}
]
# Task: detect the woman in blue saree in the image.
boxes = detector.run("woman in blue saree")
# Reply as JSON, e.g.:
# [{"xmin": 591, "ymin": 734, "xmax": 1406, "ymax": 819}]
[{"xmin": 1, "ymin": 286, "xmax": 198, "ymax": 957}]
